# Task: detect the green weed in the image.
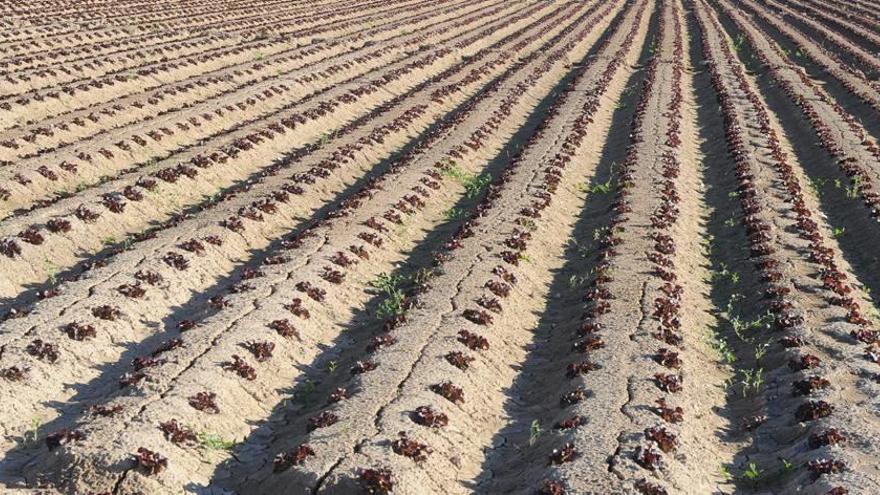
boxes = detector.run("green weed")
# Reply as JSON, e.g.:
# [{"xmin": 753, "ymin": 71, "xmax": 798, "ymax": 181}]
[
  {"xmin": 529, "ymin": 419, "xmax": 542, "ymax": 446},
  {"xmin": 743, "ymin": 461, "xmax": 762, "ymax": 481}
]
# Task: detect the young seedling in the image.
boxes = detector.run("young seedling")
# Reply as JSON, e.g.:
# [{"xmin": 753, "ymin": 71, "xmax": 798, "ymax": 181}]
[
  {"xmin": 591, "ymin": 173, "xmax": 615, "ymax": 195},
  {"xmin": 754, "ymin": 342, "xmax": 770, "ymax": 362},
  {"xmin": 359, "ymin": 467, "xmax": 394, "ymax": 493},
  {"xmin": 529, "ymin": 419, "xmax": 542, "ymax": 446},
  {"xmin": 391, "ymin": 432, "xmax": 432, "ymax": 463},
  {"xmin": 274, "ymin": 444, "xmax": 315, "ymax": 472},
  {"xmin": 294, "ymin": 379, "xmax": 317, "ymax": 405},
  {"xmin": 443, "ymin": 207, "xmax": 462, "ymax": 220},
  {"xmin": 370, "ymin": 273, "xmax": 406, "ymax": 319},
  {"xmin": 740, "ymin": 368, "xmax": 765, "ymax": 397},
  {"xmin": 463, "ymin": 173, "xmax": 491, "ymax": 199},
  {"xmin": 22, "ymin": 416, "xmax": 42, "ymax": 445},
  {"xmin": 743, "ymin": 461, "xmax": 762, "ymax": 481},
  {"xmin": 781, "ymin": 458, "xmax": 794, "ymax": 472},
  {"xmin": 808, "ymin": 177, "xmax": 828, "ymax": 196},
  {"xmin": 45, "ymin": 259, "xmax": 59, "ymax": 286},
  {"xmin": 197, "ymin": 432, "xmax": 236, "ymax": 452},
  {"xmin": 134, "ymin": 447, "xmax": 168, "ymax": 475},
  {"xmin": 711, "ymin": 336, "xmax": 737, "ymax": 365},
  {"xmin": 376, "ymin": 290, "xmax": 405, "ymax": 319},
  {"xmin": 846, "ymin": 176, "xmax": 862, "ymax": 199}
]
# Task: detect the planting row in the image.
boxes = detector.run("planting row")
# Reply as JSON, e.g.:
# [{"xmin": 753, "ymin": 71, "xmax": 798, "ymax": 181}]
[
  {"xmin": 0, "ymin": 0, "xmax": 546, "ymax": 297},
  {"xmin": 0, "ymin": 2, "xmax": 618, "ymax": 491}
]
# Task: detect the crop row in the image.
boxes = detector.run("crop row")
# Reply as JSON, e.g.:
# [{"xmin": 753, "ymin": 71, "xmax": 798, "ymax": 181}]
[
  {"xmin": 0, "ymin": 2, "xmax": 604, "ymax": 488},
  {"xmin": 0, "ymin": 0, "xmax": 486, "ymax": 159},
  {"xmin": 527, "ymin": 2, "xmax": 705, "ymax": 493},
  {"xmin": 2, "ymin": 2, "xmax": 624, "ymax": 492},
  {"xmin": 774, "ymin": 0, "xmax": 880, "ymax": 55},
  {"xmin": 0, "ymin": 0, "xmax": 426, "ymax": 85},
  {"xmin": 0, "ymin": 0, "xmax": 508, "ymax": 209},
  {"xmin": 0, "ymin": 0, "xmax": 541, "ymax": 297},
  {"xmin": 715, "ymin": 0, "xmax": 880, "ymax": 222},
  {"xmin": 0, "ymin": 0, "xmax": 441, "ymax": 122},
  {"xmin": 0, "ymin": 0, "xmax": 381, "ymax": 52},
  {"xmin": 0, "ymin": 0, "xmax": 563, "ymax": 313},
  {"xmin": 0, "ymin": 0, "xmax": 332, "ymax": 59},
  {"xmin": 696, "ymin": 1, "xmax": 880, "ymax": 492},
  {"xmin": 756, "ymin": 0, "xmax": 880, "ymax": 85},
  {"xmin": 0, "ymin": 0, "xmax": 321, "ymax": 36},
  {"xmin": 259, "ymin": 3, "xmax": 650, "ymax": 493}
]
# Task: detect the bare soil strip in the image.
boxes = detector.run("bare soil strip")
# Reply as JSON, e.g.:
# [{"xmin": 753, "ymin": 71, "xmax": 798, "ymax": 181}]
[
  {"xmin": 696, "ymin": 1, "xmax": 880, "ymax": 491},
  {"xmin": 0, "ymin": 2, "xmax": 620, "ymax": 491},
  {"xmin": 0, "ymin": 0, "xmax": 549, "ymax": 296},
  {"xmin": 0, "ymin": 0, "xmax": 491, "ymax": 162},
  {"xmin": 4, "ymin": 1, "xmax": 880, "ymax": 494},
  {"xmin": 238, "ymin": 2, "xmax": 652, "ymax": 493}
]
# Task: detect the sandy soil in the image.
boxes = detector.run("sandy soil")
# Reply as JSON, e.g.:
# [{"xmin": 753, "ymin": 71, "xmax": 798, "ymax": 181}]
[{"xmin": 2, "ymin": 0, "xmax": 880, "ymax": 494}]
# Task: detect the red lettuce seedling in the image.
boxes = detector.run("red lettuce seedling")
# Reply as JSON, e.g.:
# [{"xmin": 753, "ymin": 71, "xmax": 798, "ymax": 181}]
[
  {"xmin": 391, "ymin": 432, "xmax": 432, "ymax": 463},
  {"xmin": 188, "ymin": 392, "xmax": 220, "ymax": 414},
  {"xmin": 430, "ymin": 382, "xmax": 464, "ymax": 404},
  {"xmin": 273, "ymin": 444, "xmax": 315, "ymax": 472},
  {"xmin": 159, "ymin": 420, "xmax": 197, "ymax": 445},
  {"xmin": 549, "ymin": 443, "xmax": 577, "ymax": 465},
  {"xmin": 538, "ymin": 480, "xmax": 566, "ymax": 495},
  {"xmin": 308, "ymin": 411, "xmax": 339, "ymax": 431},
  {"xmin": 411, "ymin": 406, "xmax": 448, "ymax": 428},
  {"xmin": 222, "ymin": 355, "xmax": 257, "ymax": 380},
  {"xmin": 635, "ymin": 479, "xmax": 668, "ymax": 495},
  {"xmin": 27, "ymin": 339, "xmax": 59, "ymax": 362},
  {"xmin": 359, "ymin": 467, "xmax": 394, "ymax": 494},
  {"xmin": 445, "ymin": 351, "xmax": 474, "ymax": 370},
  {"xmin": 45, "ymin": 429, "xmax": 85, "ymax": 450},
  {"xmin": 134, "ymin": 447, "xmax": 168, "ymax": 475}
]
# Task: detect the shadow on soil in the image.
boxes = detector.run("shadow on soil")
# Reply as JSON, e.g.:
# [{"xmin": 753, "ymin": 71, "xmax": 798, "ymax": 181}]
[
  {"xmin": 0, "ymin": 50, "xmax": 521, "ymax": 484},
  {"xmin": 472, "ymin": 6, "xmax": 659, "ymax": 491},
  {"xmin": 204, "ymin": 11, "xmax": 617, "ymax": 491}
]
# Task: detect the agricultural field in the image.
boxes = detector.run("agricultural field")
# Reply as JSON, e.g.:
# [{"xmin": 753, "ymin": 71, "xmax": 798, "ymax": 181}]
[{"xmin": 1, "ymin": 0, "xmax": 880, "ymax": 493}]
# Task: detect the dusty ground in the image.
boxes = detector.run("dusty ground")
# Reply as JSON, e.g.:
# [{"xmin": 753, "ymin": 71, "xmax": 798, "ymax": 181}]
[{"xmin": 1, "ymin": 0, "xmax": 880, "ymax": 493}]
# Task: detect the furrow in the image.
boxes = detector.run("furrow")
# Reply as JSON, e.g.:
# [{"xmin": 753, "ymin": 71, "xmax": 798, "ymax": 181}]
[
  {"xmin": 0, "ymin": 0, "xmax": 490, "ymax": 162},
  {"xmin": 696, "ymin": 1, "xmax": 880, "ymax": 492},
  {"xmin": 0, "ymin": 2, "xmax": 609, "ymax": 490},
  {"xmin": 0, "ymin": 0, "xmax": 549, "ymax": 297},
  {"xmin": 245, "ymin": 2, "xmax": 651, "ymax": 493},
  {"xmin": 0, "ymin": 0, "xmax": 428, "ymax": 98},
  {"xmin": 0, "ymin": 0, "xmax": 441, "ymax": 128}
]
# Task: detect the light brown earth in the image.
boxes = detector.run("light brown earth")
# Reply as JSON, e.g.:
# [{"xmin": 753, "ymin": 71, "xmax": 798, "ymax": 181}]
[{"xmin": 1, "ymin": 0, "xmax": 880, "ymax": 494}]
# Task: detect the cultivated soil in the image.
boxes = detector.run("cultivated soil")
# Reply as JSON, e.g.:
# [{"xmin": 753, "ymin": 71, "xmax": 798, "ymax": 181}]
[{"xmin": 1, "ymin": 0, "xmax": 880, "ymax": 494}]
